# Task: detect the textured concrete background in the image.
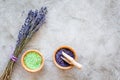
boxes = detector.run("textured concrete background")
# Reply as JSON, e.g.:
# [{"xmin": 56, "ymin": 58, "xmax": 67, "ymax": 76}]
[{"xmin": 0, "ymin": 0, "xmax": 120, "ymax": 80}]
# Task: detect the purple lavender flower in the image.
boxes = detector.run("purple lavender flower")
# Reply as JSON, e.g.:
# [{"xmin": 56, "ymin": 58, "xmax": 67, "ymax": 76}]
[{"xmin": 16, "ymin": 7, "xmax": 47, "ymax": 46}]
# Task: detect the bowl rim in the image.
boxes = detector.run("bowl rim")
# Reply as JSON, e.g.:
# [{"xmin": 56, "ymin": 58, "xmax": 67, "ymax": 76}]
[
  {"xmin": 53, "ymin": 45, "xmax": 77, "ymax": 70},
  {"xmin": 21, "ymin": 49, "xmax": 44, "ymax": 72}
]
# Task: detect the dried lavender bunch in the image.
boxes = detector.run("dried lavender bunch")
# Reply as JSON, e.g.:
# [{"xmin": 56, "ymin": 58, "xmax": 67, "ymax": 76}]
[{"xmin": 0, "ymin": 7, "xmax": 47, "ymax": 80}]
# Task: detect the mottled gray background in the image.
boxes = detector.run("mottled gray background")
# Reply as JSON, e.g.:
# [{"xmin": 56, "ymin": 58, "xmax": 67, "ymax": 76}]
[{"xmin": 0, "ymin": 0, "xmax": 120, "ymax": 80}]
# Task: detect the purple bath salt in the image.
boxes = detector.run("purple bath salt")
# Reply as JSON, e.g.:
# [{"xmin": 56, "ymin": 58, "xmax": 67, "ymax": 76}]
[{"xmin": 55, "ymin": 48, "xmax": 75, "ymax": 67}]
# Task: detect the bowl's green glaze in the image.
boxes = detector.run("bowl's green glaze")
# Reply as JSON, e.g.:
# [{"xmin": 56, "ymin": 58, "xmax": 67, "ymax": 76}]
[{"xmin": 24, "ymin": 51, "xmax": 42, "ymax": 70}]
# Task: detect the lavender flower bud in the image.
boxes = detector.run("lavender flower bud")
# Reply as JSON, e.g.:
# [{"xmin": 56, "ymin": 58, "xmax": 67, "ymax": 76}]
[
  {"xmin": 32, "ymin": 7, "xmax": 47, "ymax": 33},
  {"xmin": 16, "ymin": 7, "xmax": 47, "ymax": 46}
]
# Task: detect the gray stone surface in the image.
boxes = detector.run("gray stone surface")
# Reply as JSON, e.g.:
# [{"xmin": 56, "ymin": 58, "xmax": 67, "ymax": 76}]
[{"xmin": 0, "ymin": 0, "xmax": 120, "ymax": 80}]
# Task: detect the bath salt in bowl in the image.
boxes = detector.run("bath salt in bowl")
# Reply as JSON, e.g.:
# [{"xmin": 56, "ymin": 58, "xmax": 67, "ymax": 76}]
[
  {"xmin": 21, "ymin": 50, "xmax": 44, "ymax": 72},
  {"xmin": 53, "ymin": 46, "xmax": 77, "ymax": 70}
]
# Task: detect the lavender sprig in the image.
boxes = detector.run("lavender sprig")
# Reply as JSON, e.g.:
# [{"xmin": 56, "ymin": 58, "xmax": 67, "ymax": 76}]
[
  {"xmin": 14, "ymin": 7, "xmax": 47, "ymax": 57},
  {"xmin": 0, "ymin": 7, "xmax": 47, "ymax": 80}
]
